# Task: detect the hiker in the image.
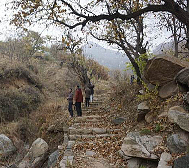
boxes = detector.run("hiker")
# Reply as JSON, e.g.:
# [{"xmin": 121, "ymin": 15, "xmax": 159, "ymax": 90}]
[
  {"xmin": 88, "ymin": 82, "xmax": 94, "ymax": 102},
  {"xmin": 85, "ymin": 87, "xmax": 91, "ymax": 107},
  {"xmin": 67, "ymin": 88, "xmax": 73, "ymax": 117},
  {"xmin": 75, "ymin": 85, "xmax": 83, "ymax": 117}
]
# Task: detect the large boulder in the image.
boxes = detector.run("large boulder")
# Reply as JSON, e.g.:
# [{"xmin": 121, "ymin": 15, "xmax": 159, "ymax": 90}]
[
  {"xmin": 0, "ymin": 134, "xmax": 16, "ymax": 159},
  {"xmin": 173, "ymin": 155, "xmax": 189, "ymax": 168},
  {"xmin": 48, "ymin": 150, "xmax": 60, "ymax": 168},
  {"xmin": 144, "ymin": 56, "xmax": 189, "ymax": 86},
  {"xmin": 157, "ymin": 152, "xmax": 172, "ymax": 168},
  {"xmin": 175, "ymin": 68, "xmax": 189, "ymax": 87},
  {"xmin": 184, "ymin": 92, "xmax": 189, "ymax": 104},
  {"xmin": 18, "ymin": 138, "xmax": 48, "ymax": 168},
  {"xmin": 127, "ymin": 158, "xmax": 142, "ymax": 168},
  {"xmin": 159, "ymin": 81, "xmax": 179, "ymax": 99},
  {"xmin": 167, "ymin": 133, "xmax": 189, "ymax": 154},
  {"xmin": 145, "ymin": 112, "xmax": 156, "ymax": 123},
  {"xmin": 121, "ymin": 132, "xmax": 163, "ymax": 160},
  {"xmin": 168, "ymin": 106, "xmax": 189, "ymax": 132}
]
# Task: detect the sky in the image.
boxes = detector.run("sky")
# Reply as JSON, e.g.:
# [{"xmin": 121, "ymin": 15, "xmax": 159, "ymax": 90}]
[{"xmin": 0, "ymin": 0, "xmax": 172, "ymax": 52}]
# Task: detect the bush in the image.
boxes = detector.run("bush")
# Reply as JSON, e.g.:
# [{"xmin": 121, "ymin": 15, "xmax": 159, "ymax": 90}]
[
  {"xmin": 0, "ymin": 67, "xmax": 43, "ymax": 90},
  {"xmin": 0, "ymin": 86, "xmax": 42, "ymax": 122}
]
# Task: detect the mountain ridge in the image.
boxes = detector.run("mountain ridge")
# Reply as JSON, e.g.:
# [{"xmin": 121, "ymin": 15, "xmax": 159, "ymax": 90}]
[{"xmin": 82, "ymin": 42, "xmax": 129, "ymax": 70}]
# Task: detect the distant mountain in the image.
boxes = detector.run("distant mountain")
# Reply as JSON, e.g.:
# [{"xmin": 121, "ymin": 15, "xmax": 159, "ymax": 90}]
[
  {"xmin": 153, "ymin": 41, "xmax": 174, "ymax": 56},
  {"xmin": 153, "ymin": 40, "xmax": 187, "ymax": 57},
  {"xmin": 82, "ymin": 42, "xmax": 129, "ymax": 70}
]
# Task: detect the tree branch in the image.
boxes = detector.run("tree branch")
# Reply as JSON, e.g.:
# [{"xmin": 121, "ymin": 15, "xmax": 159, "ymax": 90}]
[{"xmin": 56, "ymin": 1, "xmax": 189, "ymax": 30}]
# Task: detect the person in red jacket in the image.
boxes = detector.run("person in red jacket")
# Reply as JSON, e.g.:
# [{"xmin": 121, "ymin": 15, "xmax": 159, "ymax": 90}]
[{"xmin": 75, "ymin": 85, "xmax": 83, "ymax": 116}]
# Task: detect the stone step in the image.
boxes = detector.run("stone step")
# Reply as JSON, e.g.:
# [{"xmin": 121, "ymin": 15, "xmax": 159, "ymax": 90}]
[
  {"xmin": 82, "ymin": 112, "xmax": 103, "ymax": 116},
  {"xmin": 74, "ymin": 115, "xmax": 101, "ymax": 123},
  {"xmin": 82, "ymin": 104, "xmax": 101, "ymax": 108},
  {"xmin": 69, "ymin": 134, "xmax": 118, "ymax": 140},
  {"xmin": 82, "ymin": 106, "xmax": 100, "ymax": 110},
  {"xmin": 72, "ymin": 121, "xmax": 106, "ymax": 128},
  {"xmin": 69, "ymin": 127, "xmax": 121, "ymax": 135},
  {"xmin": 82, "ymin": 108, "xmax": 99, "ymax": 112}
]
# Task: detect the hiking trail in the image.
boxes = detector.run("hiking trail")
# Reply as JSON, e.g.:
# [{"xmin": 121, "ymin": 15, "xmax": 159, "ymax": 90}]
[{"xmin": 56, "ymin": 87, "xmax": 126, "ymax": 168}]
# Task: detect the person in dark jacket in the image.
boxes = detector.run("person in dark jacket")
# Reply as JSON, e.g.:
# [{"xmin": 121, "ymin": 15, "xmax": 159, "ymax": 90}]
[
  {"xmin": 85, "ymin": 87, "xmax": 91, "ymax": 107},
  {"xmin": 88, "ymin": 82, "xmax": 94, "ymax": 102},
  {"xmin": 67, "ymin": 88, "xmax": 73, "ymax": 117},
  {"xmin": 75, "ymin": 85, "xmax": 83, "ymax": 116}
]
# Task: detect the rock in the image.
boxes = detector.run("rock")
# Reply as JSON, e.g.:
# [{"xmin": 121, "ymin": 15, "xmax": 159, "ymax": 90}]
[
  {"xmin": 144, "ymin": 56, "xmax": 189, "ymax": 86},
  {"xmin": 0, "ymin": 134, "xmax": 16, "ymax": 159},
  {"xmin": 63, "ymin": 134, "xmax": 69, "ymax": 144},
  {"xmin": 121, "ymin": 132, "xmax": 163, "ymax": 160},
  {"xmin": 173, "ymin": 155, "xmax": 189, "ymax": 168},
  {"xmin": 118, "ymin": 150, "xmax": 131, "ymax": 160},
  {"xmin": 86, "ymin": 150, "xmax": 96, "ymax": 156},
  {"xmin": 145, "ymin": 112, "xmax": 156, "ymax": 123},
  {"xmin": 137, "ymin": 102, "xmax": 150, "ymax": 122},
  {"xmin": 59, "ymin": 161, "xmax": 66, "ymax": 168},
  {"xmin": 138, "ymin": 102, "xmax": 149, "ymax": 111},
  {"xmin": 18, "ymin": 138, "xmax": 48, "ymax": 168},
  {"xmin": 69, "ymin": 128, "xmax": 92, "ymax": 135},
  {"xmin": 157, "ymin": 152, "xmax": 172, "ymax": 168},
  {"xmin": 139, "ymin": 90, "xmax": 144, "ymax": 95},
  {"xmin": 168, "ymin": 106, "xmax": 186, "ymax": 122},
  {"xmin": 92, "ymin": 128, "xmax": 107, "ymax": 134},
  {"xmin": 66, "ymin": 141, "xmax": 75, "ymax": 150},
  {"xmin": 159, "ymin": 81, "xmax": 179, "ymax": 99},
  {"xmin": 60, "ymin": 155, "xmax": 74, "ymax": 167},
  {"xmin": 28, "ymin": 138, "xmax": 48, "ymax": 158},
  {"xmin": 175, "ymin": 68, "xmax": 189, "ymax": 87},
  {"xmin": 167, "ymin": 134, "xmax": 189, "ymax": 154},
  {"xmin": 48, "ymin": 150, "xmax": 60, "ymax": 168},
  {"xmin": 148, "ymin": 83, "xmax": 156, "ymax": 91},
  {"xmin": 112, "ymin": 117, "xmax": 126, "ymax": 125},
  {"xmin": 127, "ymin": 158, "xmax": 142, "ymax": 168},
  {"xmin": 168, "ymin": 106, "xmax": 189, "ymax": 132},
  {"xmin": 184, "ymin": 92, "xmax": 189, "ymax": 104},
  {"xmin": 158, "ymin": 111, "xmax": 168, "ymax": 118}
]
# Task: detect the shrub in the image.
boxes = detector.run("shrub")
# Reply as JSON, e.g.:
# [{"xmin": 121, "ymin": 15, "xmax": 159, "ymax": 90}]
[
  {"xmin": 0, "ymin": 67, "xmax": 43, "ymax": 90},
  {"xmin": 0, "ymin": 86, "xmax": 42, "ymax": 122}
]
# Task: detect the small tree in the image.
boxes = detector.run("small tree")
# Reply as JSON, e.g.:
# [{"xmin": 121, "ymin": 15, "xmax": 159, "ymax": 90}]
[{"xmin": 0, "ymin": 31, "xmax": 45, "ymax": 61}]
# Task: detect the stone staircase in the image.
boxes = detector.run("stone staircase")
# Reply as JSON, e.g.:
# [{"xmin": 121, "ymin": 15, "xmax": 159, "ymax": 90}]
[{"xmin": 58, "ymin": 91, "xmax": 123, "ymax": 168}]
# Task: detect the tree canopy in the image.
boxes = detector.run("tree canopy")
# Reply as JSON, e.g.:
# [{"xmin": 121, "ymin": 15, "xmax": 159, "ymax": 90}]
[
  {"xmin": 10, "ymin": 0, "xmax": 189, "ymax": 50},
  {"xmin": 10, "ymin": 1, "xmax": 189, "ymax": 28}
]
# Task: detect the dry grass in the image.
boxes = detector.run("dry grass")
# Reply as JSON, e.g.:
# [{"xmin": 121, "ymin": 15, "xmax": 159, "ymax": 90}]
[
  {"xmin": 108, "ymin": 78, "xmax": 140, "ymax": 122},
  {"xmin": 0, "ymin": 54, "xmax": 80, "ymax": 153}
]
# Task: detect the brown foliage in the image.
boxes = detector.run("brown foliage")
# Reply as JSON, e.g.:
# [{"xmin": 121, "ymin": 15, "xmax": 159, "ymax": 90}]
[{"xmin": 109, "ymin": 73, "xmax": 140, "ymax": 122}]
